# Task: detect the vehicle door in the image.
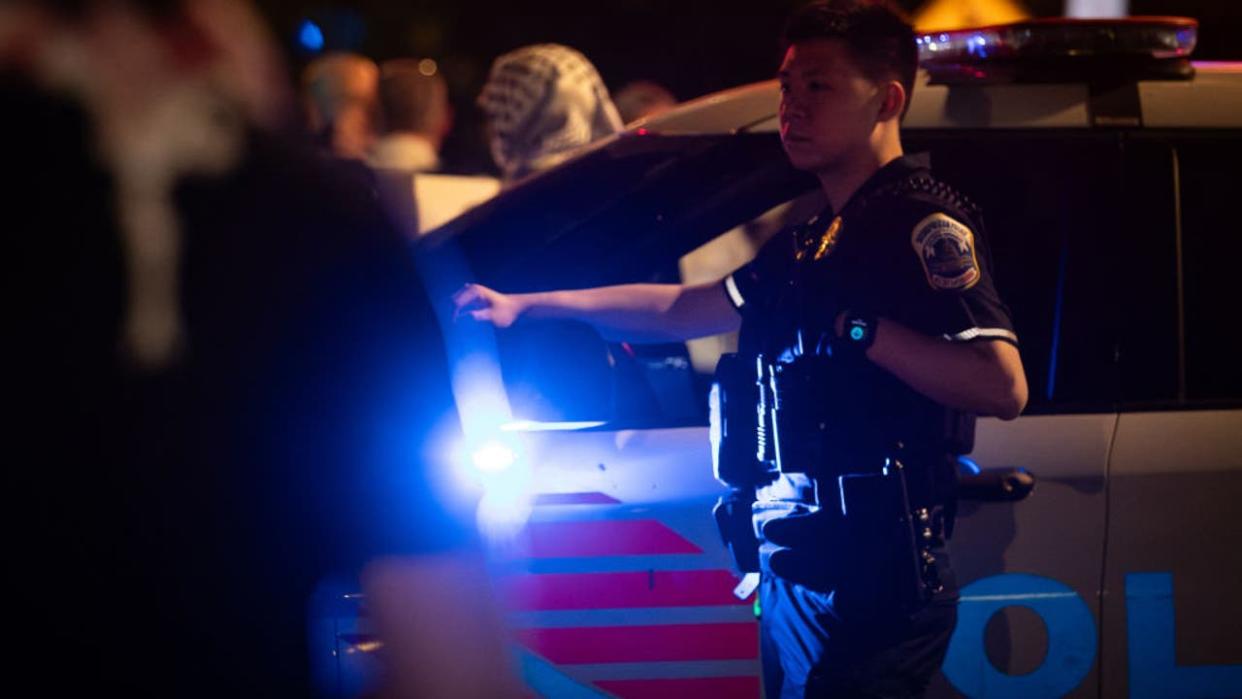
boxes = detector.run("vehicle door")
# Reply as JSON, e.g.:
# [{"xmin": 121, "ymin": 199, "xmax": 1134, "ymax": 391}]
[
  {"xmin": 908, "ymin": 132, "xmax": 1125, "ymax": 699},
  {"xmin": 1099, "ymin": 132, "xmax": 1242, "ymax": 699}
]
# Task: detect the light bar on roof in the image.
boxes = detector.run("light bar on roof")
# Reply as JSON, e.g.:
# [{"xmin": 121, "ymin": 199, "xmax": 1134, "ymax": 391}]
[{"xmin": 917, "ymin": 17, "xmax": 1198, "ymax": 84}]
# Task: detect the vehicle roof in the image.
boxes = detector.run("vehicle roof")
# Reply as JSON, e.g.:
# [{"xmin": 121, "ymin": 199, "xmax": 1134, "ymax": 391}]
[
  {"xmin": 422, "ymin": 58, "xmax": 1241, "ymax": 294},
  {"xmin": 631, "ymin": 63, "xmax": 1242, "ymax": 134}
]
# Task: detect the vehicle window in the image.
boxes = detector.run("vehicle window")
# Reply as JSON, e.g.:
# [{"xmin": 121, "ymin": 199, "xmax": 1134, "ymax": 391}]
[
  {"xmin": 490, "ymin": 129, "xmax": 1242, "ymax": 424},
  {"xmin": 1113, "ymin": 138, "xmax": 1180, "ymax": 407},
  {"xmin": 499, "ymin": 195, "xmax": 820, "ymax": 427},
  {"xmin": 1173, "ymin": 135, "xmax": 1242, "ymax": 405},
  {"xmin": 463, "ymin": 133, "xmax": 815, "ymax": 427},
  {"xmin": 679, "ymin": 191, "xmax": 826, "ymax": 376},
  {"xmin": 1097, "ymin": 132, "xmax": 1242, "ymax": 409},
  {"xmin": 907, "ymin": 132, "xmax": 1126, "ymax": 414}
]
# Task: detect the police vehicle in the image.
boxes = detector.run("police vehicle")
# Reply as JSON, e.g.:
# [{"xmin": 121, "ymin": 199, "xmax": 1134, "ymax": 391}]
[{"xmin": 329, "ymin": 17, "xmax": 1242, "ymax": 698}]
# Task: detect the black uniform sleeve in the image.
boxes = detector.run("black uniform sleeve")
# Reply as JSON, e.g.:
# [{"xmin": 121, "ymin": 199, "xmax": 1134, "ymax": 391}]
[
  {"xmin": 722, "ymin": 227, "xmax": 795, "ymax": 316},
  {"xmin": 884, "ymin": 201, "xmax": 1017, "ymax": 346}
]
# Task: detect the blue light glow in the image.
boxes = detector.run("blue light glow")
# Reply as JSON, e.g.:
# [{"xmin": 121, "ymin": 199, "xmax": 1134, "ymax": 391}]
[
  {"xmin": 1046, "ymin": 234, "xmax": 1069, "ymax": 401},
  {"xmin": 850, "ymin": 326, "xmax": 865, "ymax": 341},
  {"xmin": 966, "ymin": 33, "xmax": 990, "ymax": 58},
  {"xmin": 476, "ymin": 486, "xmax": 533, "ymax": 542},
  {"xmin": 471, "ymin": 440, "xmax": 516, "ymax": 473},
  {"xmin": 500, "ymin": 420, "xmax": 607, "ymax": 433},
  {"xmin": 298, "ymin": 19, "xmax": 325, "ymax": 52},
  {"xmin": 957, "ymin": 455, "xmax": 982, "ymax": 476},
  {"xmin": 452, "ymin": 432, "xmax": 526, "ymax": 489},
  {"xmin": 451, "ymin": 432, "xmax": 532, "ymax": 541}
]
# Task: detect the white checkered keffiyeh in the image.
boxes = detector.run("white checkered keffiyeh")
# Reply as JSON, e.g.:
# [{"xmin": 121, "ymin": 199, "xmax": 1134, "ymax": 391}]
[{"xmin": 478, "ymin": 44, "xmax": 624, "ymax": 181}]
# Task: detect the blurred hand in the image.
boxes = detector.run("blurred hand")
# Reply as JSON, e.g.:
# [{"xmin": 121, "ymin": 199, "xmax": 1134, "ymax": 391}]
[
  {"xmin": 363, "ymin": 553, "xmax": 524, "ymax": 698},
  {"xmin": 452, "ymin": 283, "xmax": 522, "ymax": 328},
  {"xmin": 754, "ymin": 502, "xmax": 846, "ymax": 592}
]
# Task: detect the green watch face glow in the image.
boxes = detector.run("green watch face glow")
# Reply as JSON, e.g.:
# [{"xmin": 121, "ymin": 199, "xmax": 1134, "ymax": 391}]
[{"xmin": 850, "ymin": 325, "xmax": 866, "ymax": 341}]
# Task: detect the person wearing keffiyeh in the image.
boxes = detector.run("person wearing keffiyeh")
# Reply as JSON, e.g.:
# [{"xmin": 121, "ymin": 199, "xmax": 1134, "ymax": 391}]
[{"xmin": 477, "ymin": 43, "xmax": 623, "ymax": 182}]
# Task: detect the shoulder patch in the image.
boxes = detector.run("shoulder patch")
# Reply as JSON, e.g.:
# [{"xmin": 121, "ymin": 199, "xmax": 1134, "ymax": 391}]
[{"xmin": 911, "ymin": 212, "xmax": 980, "ymax": 291}]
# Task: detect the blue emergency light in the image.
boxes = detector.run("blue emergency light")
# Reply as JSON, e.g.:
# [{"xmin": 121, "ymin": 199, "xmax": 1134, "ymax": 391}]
[{"xmin": 297, "ymin": 19, "xmax": 324, "ymax": 53}]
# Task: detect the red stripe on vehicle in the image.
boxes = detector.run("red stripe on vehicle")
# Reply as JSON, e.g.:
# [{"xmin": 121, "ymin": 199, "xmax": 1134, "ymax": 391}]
[
  {"xmin": 514, "ymin": 623, "xmax": 758, "ymax": 664},
  {"xmin": 524, "ymin": 520, "xmax": 701, "ymax": 557},
  {"xmin": 594, "ymin": 677, "xmax": 761, "ymax": 699},
  {"xmin": 533, "ymin": 492, "xmax": 621, "ymax": 506},
  {"xmin": 504, "ymin": 570, "xmax": 748, "ymax": 610}
]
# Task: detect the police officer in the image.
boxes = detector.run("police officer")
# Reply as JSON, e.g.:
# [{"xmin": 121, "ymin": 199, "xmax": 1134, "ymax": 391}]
[{"xmin": 454, "ymin": 2, "xmax": 1027, "ymax": 696}]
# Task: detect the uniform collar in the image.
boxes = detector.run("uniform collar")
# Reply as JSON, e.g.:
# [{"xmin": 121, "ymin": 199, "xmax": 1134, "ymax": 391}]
[
  {"xmin": 798, "ymin": 153, "xmax": 932, "ymax": 241},
  {"xmin": 837, "ymin": 152, "xmax": 930, "ymax": 217}
]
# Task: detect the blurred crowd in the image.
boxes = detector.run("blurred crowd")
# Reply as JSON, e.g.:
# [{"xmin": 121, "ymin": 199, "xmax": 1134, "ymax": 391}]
[
  {"xmin": 299, "ymin": 43, "xmax": 678, "ymax": 234},
  {"xmin": 2, "ymin": 0, "xmax": 676, "ymax": 696},
  {"xmin": 301, "ymin": 44, "xmax": 675, "ymax": 172}
]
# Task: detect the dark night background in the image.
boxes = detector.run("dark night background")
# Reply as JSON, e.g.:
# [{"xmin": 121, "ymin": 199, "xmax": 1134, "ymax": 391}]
[{"xmin": 255, "ymin": 0, "xmax": 1242, "ymax": 173}]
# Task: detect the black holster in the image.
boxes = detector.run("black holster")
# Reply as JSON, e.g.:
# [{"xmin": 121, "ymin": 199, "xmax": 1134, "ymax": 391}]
[
  {"xmin": 836, "ymin": 461, "xmax": 943, "ymax": 617},
  {"xmin": 713, "ymin": 490, "xmax": 760, "ymax": 574},
  {"xmin": 768, "ymin": 354, "xmax": 885, "ymax": 476},
  {"xmin": 709, "ymin": 353, "xmax": 776, "ymax": 488}
]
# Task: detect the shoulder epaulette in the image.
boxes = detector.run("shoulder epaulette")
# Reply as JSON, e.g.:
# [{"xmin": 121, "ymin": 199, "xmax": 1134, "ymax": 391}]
[
  {"xmin": 807, "ymin": 170, "xmax": 985, "ymax": 244},
  {"xmin": 896, "ymin": 175, "xmax": 982, "ymax": 220}
]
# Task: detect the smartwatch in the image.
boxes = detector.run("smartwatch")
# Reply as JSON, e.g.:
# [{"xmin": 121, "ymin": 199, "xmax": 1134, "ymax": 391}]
[{"xmin": 838, "ymin": 310, "xmax": 877, "ymax": 358}]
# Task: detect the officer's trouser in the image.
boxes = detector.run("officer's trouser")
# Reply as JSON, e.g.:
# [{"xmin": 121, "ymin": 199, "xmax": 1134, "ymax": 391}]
[
  {"xmin": 759, "ymin": 565, "xmax": 957, "ymax": 698},
  {"xmin": 753, "ymin": 475, "xmax": 958, "ymax": 698}
]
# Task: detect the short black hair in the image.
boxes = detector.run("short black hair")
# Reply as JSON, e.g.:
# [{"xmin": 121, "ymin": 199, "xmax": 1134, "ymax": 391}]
[
  {"xmin": 782, "ymin": 0, "xmax": 918, "ymax": 115},
  {"xmin": 378, "ymin": 60, "xmax": 448, "ymax": 135}
]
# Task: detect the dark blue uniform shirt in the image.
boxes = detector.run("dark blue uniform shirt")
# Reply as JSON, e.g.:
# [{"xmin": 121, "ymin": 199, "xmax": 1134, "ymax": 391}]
[{"xmin": 725, "ymin": 153, "xmax": 1016, "ymax": 491}]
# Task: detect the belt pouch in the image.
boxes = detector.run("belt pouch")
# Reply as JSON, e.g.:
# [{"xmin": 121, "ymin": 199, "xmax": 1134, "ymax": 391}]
[{"xmin": 837, "ymin": 464, "xmax": 925, "ymax": 617}]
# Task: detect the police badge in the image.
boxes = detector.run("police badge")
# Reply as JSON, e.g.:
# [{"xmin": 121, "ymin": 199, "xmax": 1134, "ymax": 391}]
[
  {"xmin": 911, "ymin": 213, "xmax": 980, "ymax": 291},
  {"xmin": 796, "ymin": 215, "xmax": 844, "ymax": 262},
  {"xmin": 813, "ymin": 216, "xmax": 843, "ymax": 261}
]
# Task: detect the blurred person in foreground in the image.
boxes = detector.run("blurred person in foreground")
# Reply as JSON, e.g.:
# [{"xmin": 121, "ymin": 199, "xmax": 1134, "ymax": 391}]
[
  {"xmin": 477, "ymin": 43, "xmax": 623, "ymax": 183},
  {"xmin": 302, "ymin": 51, "xmax": 380, "ymax": 160},
  {"xmin": 613, "ymin": 79, "xmax": 677, "ymax": 124},
  {"xmin": 370, "ymin": 58, "xmax": 452, "ymax": 173},
  {"xmin": 455, "ymin": 2, "xmax": 1026, "ymax": 696},
  {"xmin": 4, "ymin": 0, "xmax": 517, "ymax": 696}
]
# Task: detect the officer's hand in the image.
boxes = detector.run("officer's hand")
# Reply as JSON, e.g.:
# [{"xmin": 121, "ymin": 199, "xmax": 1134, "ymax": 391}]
[
  {"xmin": 798, "ymin": 307, "xmax": 848, "ymax": 358},
  {"xmin": 755, "ymin": 504, "xmax": 846, "ymax": 592},
  {"xmin": 453, "ymin": 283, "xmax": 522, "ymax": 328}
]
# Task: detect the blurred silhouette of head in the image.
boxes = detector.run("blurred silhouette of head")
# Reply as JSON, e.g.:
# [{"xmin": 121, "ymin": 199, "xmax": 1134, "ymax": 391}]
[
  {"xmin": 477, "ymin": 43, "xmax": 622, "ymax": 182},
  {"xmin": 378, "ymin": 59, "xmax": 451, "ymax": 147},
  {"xmin": 613, "ymin": 80, "xmax": 677, "ymax": 124},
  {"xmin": 301, "ymin": 52, "xmax": 379, "ymax": 159}
]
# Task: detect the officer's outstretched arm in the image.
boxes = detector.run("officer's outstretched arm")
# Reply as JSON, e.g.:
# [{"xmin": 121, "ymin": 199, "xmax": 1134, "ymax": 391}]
[
  {"xmin": 453, "ymin": 281, "xmax": 741, "ymax": 343},
  {"xmin": 860, "ymin": 316, "xmax": 1028, "ymax": 419}
]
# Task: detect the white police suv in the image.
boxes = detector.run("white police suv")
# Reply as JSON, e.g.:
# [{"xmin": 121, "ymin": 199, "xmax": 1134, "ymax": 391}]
[{"xmin": 334, "ymin": 17, "xmax": 1242, "ymax": 699}]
